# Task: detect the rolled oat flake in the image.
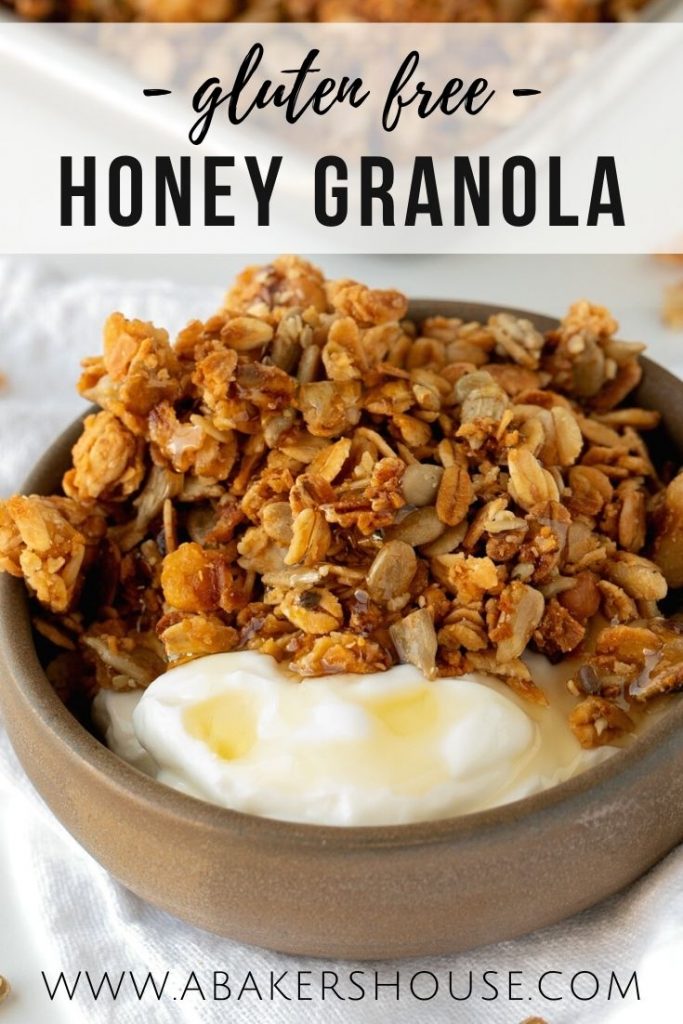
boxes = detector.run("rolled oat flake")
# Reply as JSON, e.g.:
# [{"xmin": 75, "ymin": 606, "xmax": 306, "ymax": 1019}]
[{"xmin": 0, "ymin": 975, "xmax": 10, "ymax": 1003}]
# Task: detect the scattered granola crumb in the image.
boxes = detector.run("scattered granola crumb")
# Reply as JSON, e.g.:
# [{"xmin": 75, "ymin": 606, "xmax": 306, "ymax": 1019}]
[{"xmin": 0, "ymin": 975, "xmax": 10, "ymax": 1004}]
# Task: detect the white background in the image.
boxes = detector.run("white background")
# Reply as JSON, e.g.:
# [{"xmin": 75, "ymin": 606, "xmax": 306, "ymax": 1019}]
[{"xmin": 0, "ymin": 22, "xmax": 683, "ymax": 253}]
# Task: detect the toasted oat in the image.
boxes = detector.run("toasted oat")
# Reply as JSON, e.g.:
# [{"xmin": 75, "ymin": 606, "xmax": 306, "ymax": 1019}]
[
  {"xmin": 489, "ymin": 581, "xmax": 545, "ymax": 662},
  {"xmin": 466, "ymin": 650, "xmax": 548, "ymax": 705},
  {"xmin": 489, "ymin": 313, "xmax": 544, "ymax": 370},
  {"xmin": 604, "ymin": 552, "xmax": 667, "ymax": 601},
  {"xmin": 160, "ymin": 614, "xmax": 239, "ymax": 659},
  {"xmin": 280, "ymin": 587, "xmax": 343, "ymax": 634},
  {"xmin": 508, "ymin": 449, "xmax": 560, "ymax": 511},
  {"xmin": 285, "ymin": 508, "xmax": 332, "ymax": 566},
  {"xmin": 436, "ymin": 464, "xmax": 473, "ymax": 527}
]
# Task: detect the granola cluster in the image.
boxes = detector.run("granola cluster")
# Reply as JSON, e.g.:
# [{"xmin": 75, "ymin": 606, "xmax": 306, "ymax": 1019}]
[{"xmin": 2, "ymin": 255, "xmax": 682, "ymax": 749}]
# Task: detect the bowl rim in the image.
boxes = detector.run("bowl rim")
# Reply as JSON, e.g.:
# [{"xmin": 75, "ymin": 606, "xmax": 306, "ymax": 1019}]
[{"xmin": 2, "ymin": 297, "xmax": 683, "ymax": 853}]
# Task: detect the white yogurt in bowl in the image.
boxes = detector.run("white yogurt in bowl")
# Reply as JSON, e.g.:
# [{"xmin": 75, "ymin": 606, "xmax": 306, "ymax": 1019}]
[{"xmin": 93, "ymin": 650, "xmax": 612, "ymax": 826}]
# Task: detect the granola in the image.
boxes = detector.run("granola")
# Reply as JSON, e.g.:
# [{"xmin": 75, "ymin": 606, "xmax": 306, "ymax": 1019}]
[
  {"xmin": 2, "ymin": 255, "xmax": 682, "ymax": 749},
  {"xmin": 1, "ymin": 0, "xmax": 650, "ymax": 19}
]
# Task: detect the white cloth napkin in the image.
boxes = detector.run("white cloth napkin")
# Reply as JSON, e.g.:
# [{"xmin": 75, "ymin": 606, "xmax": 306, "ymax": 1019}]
[{"xmin": 0, "ymin": 258, "xmax": 681, "ymax": 1024}]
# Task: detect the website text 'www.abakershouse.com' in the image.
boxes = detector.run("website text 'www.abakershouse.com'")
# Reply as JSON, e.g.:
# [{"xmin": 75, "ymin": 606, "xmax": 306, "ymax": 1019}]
[{"xmin": 40, "ymin": 966, "xmax": 641, "ymax": 1007}]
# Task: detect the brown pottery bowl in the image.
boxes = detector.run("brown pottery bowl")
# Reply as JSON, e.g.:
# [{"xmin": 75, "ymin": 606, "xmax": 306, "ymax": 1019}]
[{"xmin": 1, "ymin": 301, "xmax": 682, "ymax": 959}]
